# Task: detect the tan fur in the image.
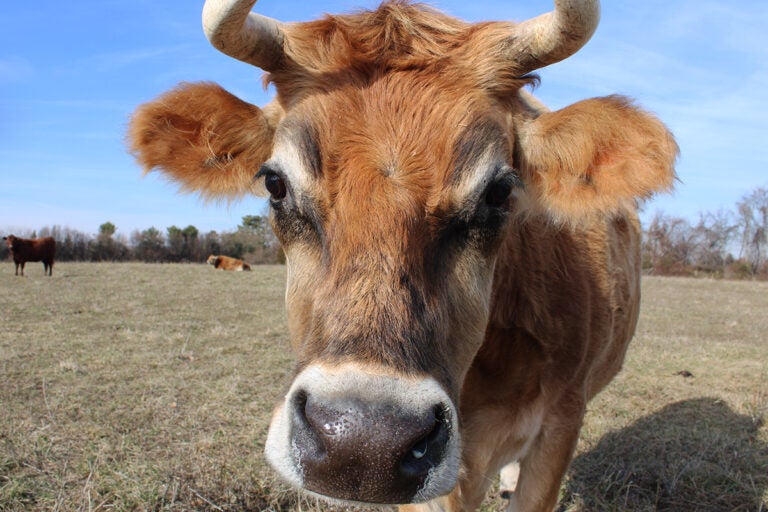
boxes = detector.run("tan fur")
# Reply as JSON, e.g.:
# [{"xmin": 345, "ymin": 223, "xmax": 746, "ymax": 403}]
[
  {"xmin": 128, "ymin": 2, "xmax": 677, "ymax": 510},
  {"xmin": 206, "ymin": 254, "xmax": 251, "ymax": 271},
  {"xmin": 517, "ymin": 95, "xmax": 678, "ymax": 223},
  {"xmin": 128, "ymin": 82, "xmax": 280, "ymax": 200}
]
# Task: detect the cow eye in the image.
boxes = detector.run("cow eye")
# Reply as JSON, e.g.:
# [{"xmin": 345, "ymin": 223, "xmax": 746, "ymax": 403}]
[
  {"xmin": 262, "ymin": 170, "xmax": 287, "ymax": 200},
  {"xmin": 484, "ymin": 179, "xmax": 513, "ymax": 208},
  {"xmin": 483, "ymin": 169, "xmax": 523, "ymax": 210}
]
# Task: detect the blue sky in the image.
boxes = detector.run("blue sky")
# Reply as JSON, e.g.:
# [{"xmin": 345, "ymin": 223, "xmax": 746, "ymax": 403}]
[{"xmin": 1, "ymin": 0, "xmax": 766, "ymax": 238}]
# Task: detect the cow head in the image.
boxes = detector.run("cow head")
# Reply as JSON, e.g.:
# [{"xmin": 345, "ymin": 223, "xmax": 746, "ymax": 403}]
[
  {"xmin": 128, "ymin": 0, "xmax": 676, "ymax": 505},
  {"xmin": 3, "ymin": 235, "xmax": 17, "ymax": 251}
]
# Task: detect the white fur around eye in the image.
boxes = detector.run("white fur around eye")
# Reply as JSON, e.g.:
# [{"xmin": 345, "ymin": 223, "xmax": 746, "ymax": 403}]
[
  {"xmin": 453, "ymin": 147, "xmax": 516, "ymax": 210},
  {"xmin": 269, "ymin": 135, "xmax": 315, "ymax": 197}
]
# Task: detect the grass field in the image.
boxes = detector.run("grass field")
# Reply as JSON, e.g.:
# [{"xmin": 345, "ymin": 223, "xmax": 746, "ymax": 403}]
[{"xmin": 1, "ymin": 263, "xmax": 766, "ymax": 511}]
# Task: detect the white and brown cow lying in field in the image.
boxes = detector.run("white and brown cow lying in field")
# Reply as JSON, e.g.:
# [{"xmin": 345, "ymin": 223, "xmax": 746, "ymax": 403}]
[
  {"xmin": 128, "ymin": 0, "xmax": 677, "ymax": 510},
  {"xmin": 206, "ymin": 254, "xmax": 251, "ymax": 271}
]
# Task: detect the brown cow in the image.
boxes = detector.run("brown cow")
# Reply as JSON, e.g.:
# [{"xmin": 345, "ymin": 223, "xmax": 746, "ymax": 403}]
[
  {"xmin": 128, "ymin": 1, "xmax": 678, "ymax": 510},
  {"xmin": 3, "ymin": 235, "xmax": 56, "ymax": 276},
  {"xmin": 207, "ymin": 254, "xmax": 251, "ymax": 271}
]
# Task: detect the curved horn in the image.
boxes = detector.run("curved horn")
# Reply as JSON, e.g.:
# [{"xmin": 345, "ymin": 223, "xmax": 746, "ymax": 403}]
[
  {"xmin": 202, "ymin": 0, "xmax": 286, "ymax": 71},
  {"xmin": 510, "ymin": 0, "xmax": 600, "ymax": 73}
]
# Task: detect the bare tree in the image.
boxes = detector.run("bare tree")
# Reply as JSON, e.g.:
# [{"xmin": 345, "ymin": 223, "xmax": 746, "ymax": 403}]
[
  {"xmin": 690, "ymin": 210, "xmax": 737, "ymax": 276},
  {"xmin": 643, "ymin": 212, "xmax": 696, "ymax": 275},
  {"xmin": 736, "ymin": 187, "xmax": 768, "ymax": 276}
]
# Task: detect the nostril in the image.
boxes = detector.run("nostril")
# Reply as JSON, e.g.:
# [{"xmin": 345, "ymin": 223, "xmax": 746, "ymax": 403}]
[
  {"xmin": 399, "ymin": 405, "xmax": 450, "ymax": 478},
  {"xmin": 290, "ymin": 390, "xmax": 326, "ymax": 463},
  {"xmin": 291, "ymin": 389, "xmax": 310, "ymax": 430},
  {"xmin": 292, "ymin": 389, "xmax": 308, "ymax": 415},
  {"xmin": 410, "ymin": 437, "xmax": 429, "ymax": 460}
]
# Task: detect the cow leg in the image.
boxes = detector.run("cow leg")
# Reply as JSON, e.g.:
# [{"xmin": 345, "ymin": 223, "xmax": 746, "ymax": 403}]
[
  {"xmin": 19, "ymin": 262, "xmax": 25, "ymax": 276},
  {"xmin": 456, "ymin": 450, "xmax": 512, "ymax": 510},
  {"xmin": 504, "ymin": 406, "xmax": 583, "ymax": 512}
]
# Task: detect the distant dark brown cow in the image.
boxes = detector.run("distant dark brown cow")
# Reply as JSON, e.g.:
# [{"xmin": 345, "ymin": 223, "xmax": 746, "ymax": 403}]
[
  {"xmin": 207, "ymin": 254, "xmax": 251, "ymax": 271},
  {"xmin": 3, "ymin": 235, "xmax": 56, "ymax": 276},
  {"xmin": 128, "ymin": 1, "xmax": 678, "ymax": 510}
]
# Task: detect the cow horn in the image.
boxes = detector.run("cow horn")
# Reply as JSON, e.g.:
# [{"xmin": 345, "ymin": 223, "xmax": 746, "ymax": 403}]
[
  {"xmin": 510, "ymin": 0, "xmax": 600, "ymax": 73},
  {"xmin": 202, "ymin": 0, "xmax": 286, "ymax": 71}
]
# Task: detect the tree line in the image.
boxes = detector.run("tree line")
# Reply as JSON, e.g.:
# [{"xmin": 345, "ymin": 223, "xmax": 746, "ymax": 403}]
[
  {"xmin": 642, "ymin": 186, "xmax": 767, "ymax": 278},
  {"xmin": 0, "ymin": 215, "xmax": 284, "ymax": 265},
  {"xmin": 3, "ymin": 186, "xmax": 767, "ymax": 278}
]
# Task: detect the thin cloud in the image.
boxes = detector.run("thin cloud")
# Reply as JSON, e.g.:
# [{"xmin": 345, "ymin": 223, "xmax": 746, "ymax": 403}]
[
  {"xmin": 71, "ymin": 44, "xmax": 196, "ymax": 74},
  {"xmin": 0, "ymin": 57, "xmax": 35, "ymax": 83}
]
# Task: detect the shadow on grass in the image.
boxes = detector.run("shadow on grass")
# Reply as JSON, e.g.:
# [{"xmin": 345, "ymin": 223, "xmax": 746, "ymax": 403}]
[{"xmin": 559, "ymin": 398, "xmax": 767, "ymax": 511}]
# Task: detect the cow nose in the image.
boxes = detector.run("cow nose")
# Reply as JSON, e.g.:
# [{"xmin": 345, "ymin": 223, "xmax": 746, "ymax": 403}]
[{"xmin": 290, "ymin": 390, "xmax": 450, "ymax": 504}]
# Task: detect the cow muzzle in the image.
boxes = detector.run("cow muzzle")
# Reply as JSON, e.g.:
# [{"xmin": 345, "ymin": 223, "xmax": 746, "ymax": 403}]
[{"xmin": 265, "ymin": 364, "xmax": 460, "ymax": 504}]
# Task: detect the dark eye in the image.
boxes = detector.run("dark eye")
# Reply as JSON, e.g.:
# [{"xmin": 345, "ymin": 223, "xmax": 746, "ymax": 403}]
[
  {"xmin": 264, "ymin": 172, "xmax": 287, "ymax": 200},
  {"xmin": 484, "ymin": 179, "xmax": 513, "ymax": 208}
]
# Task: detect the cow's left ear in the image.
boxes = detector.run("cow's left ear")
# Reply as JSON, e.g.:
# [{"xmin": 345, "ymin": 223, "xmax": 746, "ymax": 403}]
[
  {"xmin": 515, "ymin": 95, "xmax": 678, "ymax": 222},
  {"xmin": 128, "ymin": 82, "xmax": 283, "ymax": 200}
]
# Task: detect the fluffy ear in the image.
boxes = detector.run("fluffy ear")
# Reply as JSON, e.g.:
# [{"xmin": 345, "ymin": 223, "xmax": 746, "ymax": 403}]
[
  {"xmin": 127, "ymin": 82, "xmax": 282, "ymax": 200},
  {"xmin": 516, "ymin": 95, "xmax": 678, "ymax": 222}
]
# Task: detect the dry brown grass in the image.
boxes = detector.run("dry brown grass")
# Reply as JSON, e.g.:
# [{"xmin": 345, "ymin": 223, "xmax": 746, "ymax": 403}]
[
  {"xmin": 1, "ymin": 265, "xmax": 766, "ymax": 511},
  {"xmin": 558, "ymin": 277, "xmax": 768, "ymax": 512}
]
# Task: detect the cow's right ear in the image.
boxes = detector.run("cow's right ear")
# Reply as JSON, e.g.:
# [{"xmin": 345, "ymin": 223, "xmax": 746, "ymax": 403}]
[{"xmin": 128, "ymin": 82, "xmax": 282, "ymax": 200}]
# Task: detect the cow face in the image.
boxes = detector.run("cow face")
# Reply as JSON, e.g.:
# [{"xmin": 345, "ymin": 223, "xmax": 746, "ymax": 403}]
[
  {"xmin": 259, "ymin": 75, "xmax": 519, "ymax": 503},
  {"xmin": 128, "ymin": 1, "xmax": 677, "ymax": 505},
  {"xmin": 3, "ymin": 235, "xmax": 17, "ymax": 251},
  {"xmin": 265, "ymin": 74, "xmax": 518, "ymax": 387}
]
